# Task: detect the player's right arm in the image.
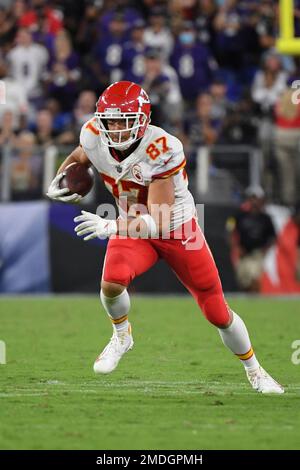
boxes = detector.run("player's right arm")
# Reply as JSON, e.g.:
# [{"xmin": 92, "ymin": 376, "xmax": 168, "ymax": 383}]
[
  {"xmin": 47, "ymin": 118, "xmax": 98, "ymax": 202},
  {"xmin": 56, "ymin": 145, "xmax": 91, "ymax": 174},
  {"xmin": 46, "ymin": 145, "xmax": 90, "ymax": 203}
]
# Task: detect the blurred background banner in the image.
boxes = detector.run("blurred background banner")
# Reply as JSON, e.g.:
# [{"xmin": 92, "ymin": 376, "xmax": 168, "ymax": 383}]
[
  {"xmin": 0, "ymin": 200, "xmax": 299, "ymax": 294},
  {"xmin": 261, "ymin": 205, "xmax": 300, "ymax": 293},
  {"xmin": 49, "ymin": 201, "xmax": 107, "ymax": 293},
  {"xmin": 49, "ymin": 202, "xmax": 239, "ymax": 294},
  {"xmin": 0, "ymin": 201, "xmax": 50, "ymax": 293},
  {"xmin": 0, "ymin": 201, "xmax": 238, "ymax": 294}
]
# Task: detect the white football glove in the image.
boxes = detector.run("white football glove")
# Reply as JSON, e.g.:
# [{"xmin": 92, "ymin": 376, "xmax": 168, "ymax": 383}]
[
  {"xmin": 74, "ymin": 210, "xmax": 118, "ymax": 241},
  {"xmin": 46, "ymin": 173, "xmax": 82, "ymax": 203}
]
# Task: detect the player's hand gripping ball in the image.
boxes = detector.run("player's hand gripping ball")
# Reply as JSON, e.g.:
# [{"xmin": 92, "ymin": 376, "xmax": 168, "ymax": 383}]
[
  {"xmin": 59, "ymin": 162, "xmax": 94, "ymax": 197},
  {"xmin": 46, "ymin": 162, "xmax": 94, "ymax": 203}
]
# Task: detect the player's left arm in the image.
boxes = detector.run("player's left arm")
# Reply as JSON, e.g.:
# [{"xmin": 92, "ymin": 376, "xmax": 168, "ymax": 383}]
[
  {"xmin": 116, "ymin": 176, "xmax": 175, "ymax": 237},
  {"xmin": 147, "ymin": 177, "xmax": 175, "ymax": 233}
]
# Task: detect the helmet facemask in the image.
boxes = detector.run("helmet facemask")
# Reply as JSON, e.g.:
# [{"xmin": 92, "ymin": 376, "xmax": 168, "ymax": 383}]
[{"xmin": 94, "ymin": 110, "xmax": 149, "ymax": 150}]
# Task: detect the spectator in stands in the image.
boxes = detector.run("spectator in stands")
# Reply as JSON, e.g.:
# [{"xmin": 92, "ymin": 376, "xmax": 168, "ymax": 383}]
[
  {"xmin": 143, "ymin": 7, "xmax": 174, "ymax": 61},
  {"xmin": 99, "ymin": 0, "xmax": 141, "ymax": 37},
  {"xmin": 57, "ymin": 0, "xmax": 86, "ymax": 42},
  {"xmin": 0, "ymin": 110, "xmax": 17, "ymax": 189},
  {"xmin": 44, "ymin": 97, "xmax": 73, "ymax": 134},
  {"xmin": 218, "ymin": 90, "xmax": 257, "ymax": 145},
  {"xmin": 138, "ymin": 0, "xmax": 165, "ymax": 19},
  {"xmin": 10, "ymin": 131, "xmax": 42, "ymax": 200},
  {"xmin": 32, "ymin": 109, "xmax": 56, "ymax": 147},
  {"xmin": 169, "ymin": 0, "xmax": 198, "ymax": 23},
  {"xmin": 33, "ymin": 108, "xmax": 76, "ymax": 146},
  {"xmin": 170, "ymin": 21, "xmax": 215, "ymax": 105},
  {"xmin": 75, "ymin": 0, "xmax": 103, "ymax": 56},
  {"xmin": 0, "ymin": 58, "xmax": 28, "ymax": 130},
  {"xmin": 209, "ymin": 78, "xmax": 231, "ymax": 120},
  {"xmin": 30, "ymin": 6, "xmax": 57, "ymax": 54},
  {"xmin": 122, "ymin": 18, "xmax": 146, "ymax": 83},
  {"xmin": 256, "ymin": 0, "xmax": 277, "ymax": 51},
  {"xmin": 274, "ymin": 86, "xmax": 300, "ymax": 205},
  {"xmin": 7, "ymin": 27, "xmax": 48, "ymax": 106},
  {"xmin": 0, "ymin": 110, "xmax": 17, "ymax": 146},
  {"xmin": 252, "ymin": 50, "xmax": 287, "ymax": 115},
  {"xmin": 45, "ymin": 30, "xmax": 80, "ymax": 112},
  {"xmin": 92, "ymin": 11, "xmax": 127, "ymax": 86},
  {"xmin": 186, "ymin": 92, "xmax": 221, "ymax": 167},
  {"xmin": 251, "ymin": 50, "xmax": 287, "ymax": 196},
  {"xmin": 73, "ymin": 90, "xmax": 97, "ymax": 131},
  {"xmin": 195, "ymin": 0, "xmax": 218, "ymax": 51},
  {"xmin": 142, "ymin": 47, "xmax": 182, "ymax": 133},
  {"xmin": 213, "ymin": 0, "xmax": 244, "ymax": 71},
  {"xmin": 0, "ymin": 5, "xmax": 17, "ymax": 53},
  {"xmin": 12, "ymin": 0, "xmax": 27, "ymax": 22},
  {"xmin": 227, "ymin": 185, "xmax": 276, "ymax": 292},
  {"xmin": 18, "ymin": 0, "xmax": 63, "ymax": 35}
]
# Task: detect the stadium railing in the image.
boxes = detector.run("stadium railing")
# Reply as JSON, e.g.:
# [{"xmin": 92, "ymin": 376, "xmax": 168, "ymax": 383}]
[
  {"xmin": 195, "ymin": 145, "xmax": 262, "ymax": 204},
  {"xmin": 0, "ymin": 144, "xmax": 262, "ymax": 204}
]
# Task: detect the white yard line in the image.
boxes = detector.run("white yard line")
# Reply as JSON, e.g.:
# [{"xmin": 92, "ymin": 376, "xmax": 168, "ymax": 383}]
[
  {"xmin": 1, "ymin": 380, "xmax": 298, "ymax": 398},
  {"xmin": 1, "ymin": 294, "xmax": 300, "ymax": 300}
]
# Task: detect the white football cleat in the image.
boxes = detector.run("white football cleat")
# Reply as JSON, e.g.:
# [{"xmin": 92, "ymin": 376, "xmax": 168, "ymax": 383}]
[
  {"xmin": 246, "ymin": 366, "xmax": 284, "ymax": 394},
  {"xmin": 93, "ymin": 324, "xmax": 134, "ymax": 374}
]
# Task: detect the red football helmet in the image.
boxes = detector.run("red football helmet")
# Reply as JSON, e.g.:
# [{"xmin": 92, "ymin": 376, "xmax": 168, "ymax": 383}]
[{"xmin": 95, "ymin": 81, "xmax": 151, "ymax": 149}]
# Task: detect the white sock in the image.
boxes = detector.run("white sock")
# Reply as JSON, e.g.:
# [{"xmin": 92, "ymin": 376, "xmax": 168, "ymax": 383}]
[
  {"xmin": 218, "ymin": 311, "xmax": 260, "ymax": 370},
  {"xmin": 100, "ymin": 289, "xmax": 130, "ymax": 334}
]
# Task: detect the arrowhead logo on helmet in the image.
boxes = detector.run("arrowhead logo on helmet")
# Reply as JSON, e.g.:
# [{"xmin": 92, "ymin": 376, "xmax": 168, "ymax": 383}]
[
  {"xmin": 137, "ymin": 91, "xmax": 151, "ymax": 108},
  {"xmin": 95, "ymin": 81, "xmax": 151, "ymax": 150}
]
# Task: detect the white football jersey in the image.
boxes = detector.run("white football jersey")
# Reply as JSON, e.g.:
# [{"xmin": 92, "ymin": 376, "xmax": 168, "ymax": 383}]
[{"xmin": 80, "ymin": 119, "xmax": 196, "ymax": 231}]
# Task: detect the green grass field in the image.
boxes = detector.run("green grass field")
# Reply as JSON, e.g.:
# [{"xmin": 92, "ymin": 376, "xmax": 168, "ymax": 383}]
[{"xmin": 0, "ymin": 295, "xmax": 300, "ymax": 450}]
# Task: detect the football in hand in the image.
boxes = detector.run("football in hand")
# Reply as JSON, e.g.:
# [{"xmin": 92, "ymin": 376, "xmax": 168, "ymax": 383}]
[{"xmin": 59, "ymin": 162, "xmax": 94, "ymax": 197}]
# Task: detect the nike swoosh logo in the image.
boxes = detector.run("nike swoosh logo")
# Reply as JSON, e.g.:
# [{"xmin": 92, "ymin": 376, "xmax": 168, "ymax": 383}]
[
  {"xmin": 164, "ymin": 156, "xmax": 172, "ymax": 165},
  {"xmin": 181, "ymin": 236, "xmax": 194, "ymax": 246}
]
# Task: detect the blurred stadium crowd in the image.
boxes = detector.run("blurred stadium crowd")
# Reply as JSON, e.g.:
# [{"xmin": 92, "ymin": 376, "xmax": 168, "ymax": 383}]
[{"xmin": 0, "ymin": 0, "xmax": 300, "ymax": 206}]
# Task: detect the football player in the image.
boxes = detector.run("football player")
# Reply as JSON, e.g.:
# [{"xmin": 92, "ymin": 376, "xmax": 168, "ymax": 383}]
[{"xmin": 47, "ymin": 81, "xmax": 283, "ymax": 394}]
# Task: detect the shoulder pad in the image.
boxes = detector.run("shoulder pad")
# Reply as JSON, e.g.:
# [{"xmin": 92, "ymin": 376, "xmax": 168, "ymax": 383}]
[{"xmin": 80, "ymin": 119, "xmax": 100, "ymax": 151}]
